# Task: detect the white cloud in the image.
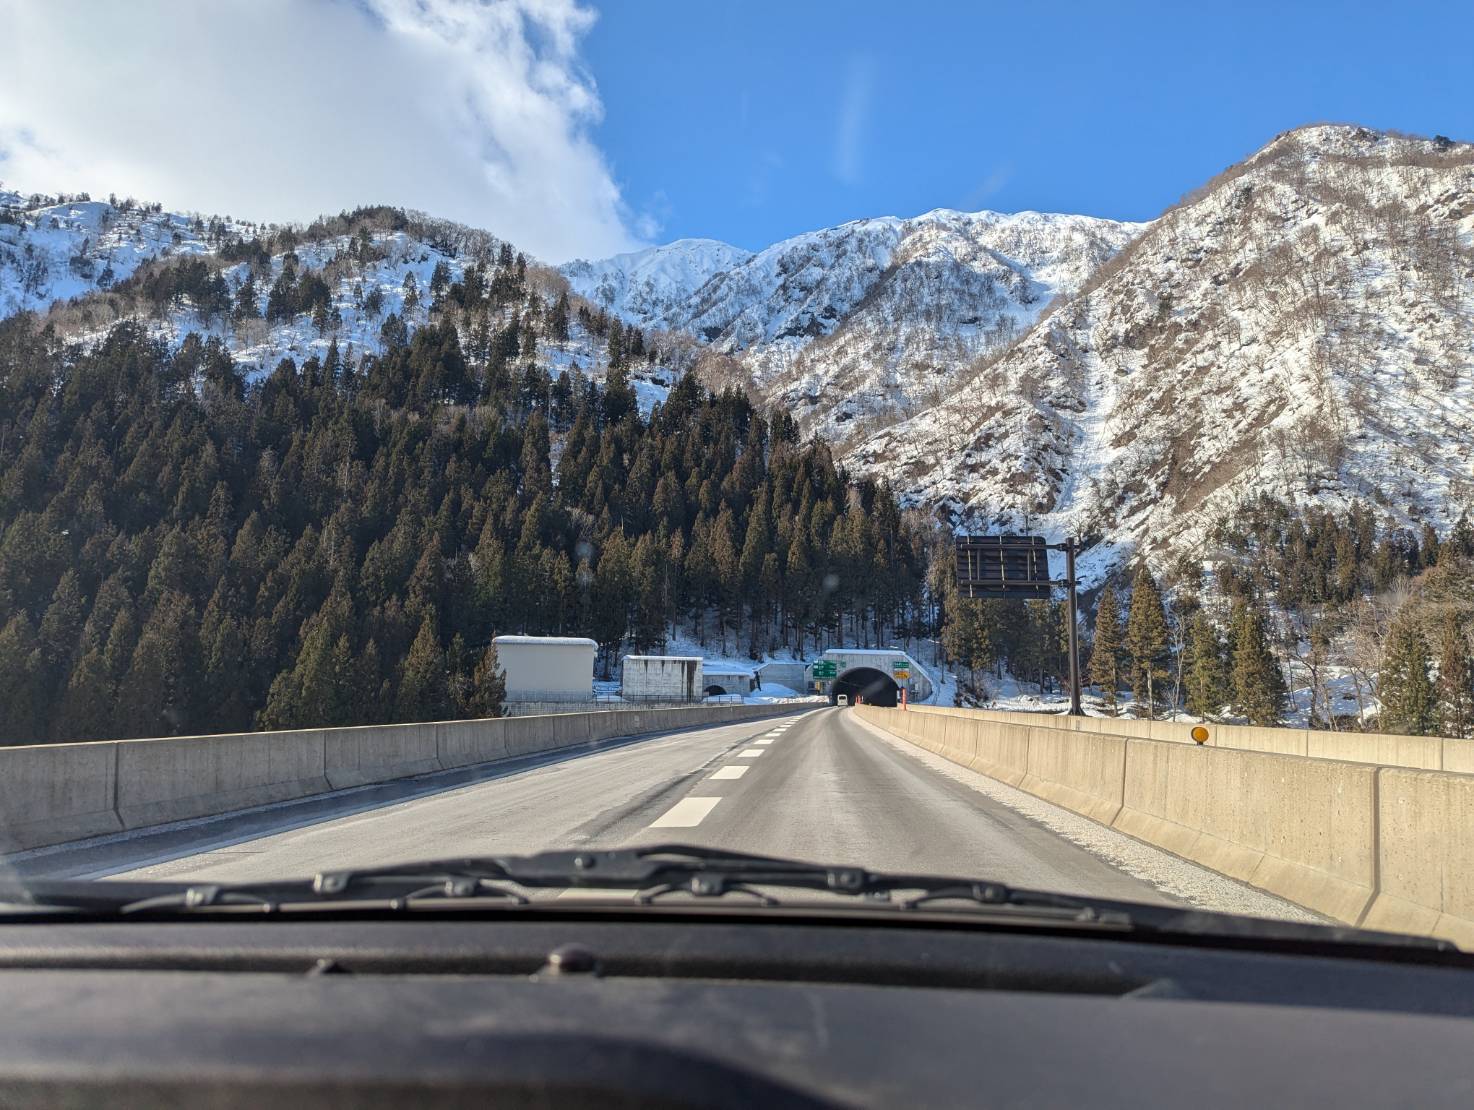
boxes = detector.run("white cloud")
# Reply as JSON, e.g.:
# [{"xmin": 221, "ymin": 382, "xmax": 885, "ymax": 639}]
[
  {"xmin": 832, "ymin": 55, "xmax": 873, "ymax": 186},
  {"xmin": 0, "ymin": 0, "xmax": 640, "ymax": 262}
]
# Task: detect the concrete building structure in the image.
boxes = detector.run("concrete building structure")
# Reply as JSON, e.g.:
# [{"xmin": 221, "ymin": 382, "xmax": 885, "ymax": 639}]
[
  {"xmin": 493, "ymin": 636, "xmax": 597, "ymax": 703},
  {"xmin": 702, "ymin": 666, "xmax": 755, "ymax": 697},
  {"xmin": 621, "ymin": 656, "xmax": 703, "ymax": 701},
  {"xmin": 755, "ymin": 661, "xmax": 808, "ymax": 695}
]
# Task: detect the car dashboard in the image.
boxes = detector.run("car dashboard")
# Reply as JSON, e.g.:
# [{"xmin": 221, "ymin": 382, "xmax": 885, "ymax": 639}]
[{"xmin": 0, "ymin": 912, "xmax": 1471, "ymax": 1107}]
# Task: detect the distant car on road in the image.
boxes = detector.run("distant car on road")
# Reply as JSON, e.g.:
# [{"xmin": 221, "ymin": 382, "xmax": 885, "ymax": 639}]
[{"xmin": 836, "ymin": 694, "xmax": 849, "ymax": 706}]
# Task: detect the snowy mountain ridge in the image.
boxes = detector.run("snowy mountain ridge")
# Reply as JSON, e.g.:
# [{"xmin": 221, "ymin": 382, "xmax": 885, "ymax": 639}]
[
  {"xmin": 0, "ymin": 191, "xmax": 683, "ymax": 412},
  {"xmin": 562, "ymin": 205, "xmax": 1146, "ymax": 440},
  {"xmin": 0, "ymin": 190, "xmax": 245, "ymax": 317},
  {"xmin": 845, "ymin": 124, "xmax": 1474, "ymax": 583},
  {"xmin": 560, "ymin": 237, "xmax": 753, "ymax": 330},
  {"xmin": 8, "ymin": 123, "xmax": 1474, "ymax": 589}
]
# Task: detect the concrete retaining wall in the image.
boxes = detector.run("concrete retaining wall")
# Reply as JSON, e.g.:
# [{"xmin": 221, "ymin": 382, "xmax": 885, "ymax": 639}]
[
  {"xmin": 858, "ymin": 703, "xmax": 1474, "ymax": 947},
  {"xmin": 910, "ymin": 704, "xmax": 1471, "ymax": 769},
  {"xmin": 0, "ymin": 703, "xmax": 803, "ymax": 854}
]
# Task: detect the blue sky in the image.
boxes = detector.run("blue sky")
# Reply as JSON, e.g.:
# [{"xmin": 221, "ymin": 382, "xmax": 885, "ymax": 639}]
[
  {"xmin": 3, "ymin": 1, "xmax": 1471, "ymax": 261},
  {"xmin": 585, "ymin": 0, "xmax": 1474, "ymax": 251}
]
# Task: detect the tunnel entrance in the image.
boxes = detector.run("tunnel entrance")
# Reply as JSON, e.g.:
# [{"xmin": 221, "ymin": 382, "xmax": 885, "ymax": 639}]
[
  {"xmin": 703, "ymin": 684, "xmax": 727, "ymax": 697},
  {"xmin": 831, "ymin": 667, "xmax": 899, "ymax": 708}
]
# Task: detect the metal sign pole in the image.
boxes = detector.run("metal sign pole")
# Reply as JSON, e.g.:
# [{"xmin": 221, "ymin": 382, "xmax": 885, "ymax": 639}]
[{"xmin": 1065, "ymin": 537, "xmax": 1082, "ymax": 716}]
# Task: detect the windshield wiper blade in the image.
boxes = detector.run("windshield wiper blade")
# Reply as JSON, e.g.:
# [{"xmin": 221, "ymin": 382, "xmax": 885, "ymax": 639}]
[
  {"xmin": 90, "ymin": 845, "xmax": 1134, "ymax": 925},
  {"xmin": 0, "ymin": 845, "xmax": 1119, "ymax": 922},
  {"xmin": 493, "ymin": 844, "xmax": 1123, "ymax": 920},
  {"xmin": 2, "ymin": 846, "xmax": 1455, "ymax": 953}
]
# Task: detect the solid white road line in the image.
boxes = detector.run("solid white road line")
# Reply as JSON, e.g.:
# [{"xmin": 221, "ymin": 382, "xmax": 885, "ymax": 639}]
[
  {"xmin": 650, "ymin": 796, "xmax": 722, "ymax": 828},
  {"xmin": 738, "ymin": 748, "xmax": 765, "ymax": 758},
  {"xmin": 709, "ymin": 765, "xmax": 749, "ymax": 780}
]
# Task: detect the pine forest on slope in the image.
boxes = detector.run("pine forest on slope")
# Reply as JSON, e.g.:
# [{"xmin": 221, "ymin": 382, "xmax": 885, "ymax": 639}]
[{"xmin": 3, "ymin": 123, "xmax": 1474, "ymax": 738}]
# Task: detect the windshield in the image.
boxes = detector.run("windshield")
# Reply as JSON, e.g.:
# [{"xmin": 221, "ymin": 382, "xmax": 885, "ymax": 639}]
[{"xmin": 1, "ymin": 0, "xmax": 1472, "ymax": 953}]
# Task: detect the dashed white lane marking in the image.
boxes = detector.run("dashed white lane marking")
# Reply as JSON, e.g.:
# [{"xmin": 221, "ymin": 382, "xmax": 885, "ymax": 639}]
[
  {"xmin": 556, "ymin": 888, "xmax": 637, "ymax": 900},
  {"xmin": 709, "ymin": 765, "xmax": 749, "ymax": 780},
  {"xmin": 756, "ymin": 738, "xmax": 777, "ymax": 746},
  {"xmin": 650, "ymin": 796, "xmax": 722, "ymax": 828},
  {"xmin": 737, "ymin": 748, "xmax": 765, "ymax": 758}
]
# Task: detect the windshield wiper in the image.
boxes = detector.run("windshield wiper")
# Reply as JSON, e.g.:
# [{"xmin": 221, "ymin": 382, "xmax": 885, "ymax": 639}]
[
  {"xmin": 0, "ymin": 845, "xmax": 1457, "ymax": 954},
  {"xmin": 1, "ymin": 845, "xmax": 1123, "ymax": 924}
]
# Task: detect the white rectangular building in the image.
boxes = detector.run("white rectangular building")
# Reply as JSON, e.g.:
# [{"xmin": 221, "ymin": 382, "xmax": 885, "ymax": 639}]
[
  {"xmin": 621, "ymin": 656, "xmax": 703, "ymax": 701},
  {"xmin": 493, "ymin": 636, "xmax": 597, "ymax": 702}
]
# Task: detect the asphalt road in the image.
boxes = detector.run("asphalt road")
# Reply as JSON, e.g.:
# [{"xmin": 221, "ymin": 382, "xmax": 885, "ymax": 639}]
[{"xmin": 6, "ymin": 707, "xmax": 1194, "ymax": 907}]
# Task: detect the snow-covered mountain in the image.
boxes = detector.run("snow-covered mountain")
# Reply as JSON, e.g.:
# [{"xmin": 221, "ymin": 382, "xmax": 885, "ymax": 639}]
[
  {"xmin": 0, "ymin": 190, "xmax": 248, "ymax": 316},
  {"xmin": 9, "ymin": 122, "xmax": 1474, "ymax": 587},
  {"xmin": 0, "ymin": 192, "xmax": 681, "ymax": 411},
  {"xmin": 560, "ymin": 238, "xmax": 752, "ymax": 329},
  {"xmin": 845, "ymin": 125, "xmax": 1474, "ymax": 583},
  {"xmin": 563, "ymin": 208, "xmax": 1144, "ymax": 439}
]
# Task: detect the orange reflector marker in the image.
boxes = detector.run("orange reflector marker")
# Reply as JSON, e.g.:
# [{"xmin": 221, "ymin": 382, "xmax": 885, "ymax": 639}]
[{"xmin": 1190, "ymin": 725, "xmax": 1210, "ymax": 745}]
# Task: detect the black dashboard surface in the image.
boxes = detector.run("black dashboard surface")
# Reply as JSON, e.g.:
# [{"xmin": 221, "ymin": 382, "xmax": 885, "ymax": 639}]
[{"xmin": 0, "ymin": 916, "xmax": 1471, "ymax": 1107}]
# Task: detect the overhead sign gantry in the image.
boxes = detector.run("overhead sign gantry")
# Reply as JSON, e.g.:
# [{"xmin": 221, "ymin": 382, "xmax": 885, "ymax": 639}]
[{"xmin": 954, "ymin": 534, "xmax": 1083, "ymax": 716}]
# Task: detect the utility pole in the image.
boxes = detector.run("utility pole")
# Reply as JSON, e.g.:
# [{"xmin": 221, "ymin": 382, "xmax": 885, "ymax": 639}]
[{"xmin": 1064, "ymin": 537, "xmax": 1082, "ymax": 716}]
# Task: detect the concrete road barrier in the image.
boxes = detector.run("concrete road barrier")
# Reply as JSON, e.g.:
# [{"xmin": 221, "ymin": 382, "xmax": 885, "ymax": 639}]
[
  {"xmin": 857, "ymin": 703, "xmax": 1474, "ymax": 947},
  {"xmin": 968, "ymin": 721, "xmax": 1030, "ymax": 785},
  {"xmin": 0, "ymin": 703, "xmax": 805, "ymax": 854},
  {"xmin": 1362, "ymin": 769, "xmax": 1474, "ymax": 950},
  {"xmin": 1021, "ymin": 726, "xmax": 1126, "ymax": 825},
  {"xmin": 0, "ymin": 741, "xmax": 124, "ymax": 853},
  {"xmin": 324, "ymin": 724, "xmax": 441, "ymax": 790},
  {"xmin": 913, "ymin": 702, "xmax": 1474, "ymax": 769},
  {"xmin": 1443, "ymin": 741, "xmax": 1474, "ymax": 776},
  {"xmin": 116, "ymin": 730, "xmax": 330, "ymax": 829},
  {"xmin": 1305, "ymin": 731, "xmax": 1442, "ymax": 769},
  {"xmin": 436, "ymin": 719, "xmax": 510, "ymax": 769},
  {"xmin": 1114, "ymin": 739, "xmax": 1378, "ymax": 923}
]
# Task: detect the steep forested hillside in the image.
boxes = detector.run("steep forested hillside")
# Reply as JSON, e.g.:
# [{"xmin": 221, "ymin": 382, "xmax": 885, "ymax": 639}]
[{"xmin": 0, "ymin": 307, "xmax": 928, "ymax": 744}]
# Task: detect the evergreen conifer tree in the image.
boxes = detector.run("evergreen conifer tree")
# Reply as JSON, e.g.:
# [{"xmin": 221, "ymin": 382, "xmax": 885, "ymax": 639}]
[
  {"xmin": 0, "ymin": 614, "xmax": 46, "ymax": 742},
  {"xmin": 1184, "ymin": 612, "xmax": 1230, "ymax": 719},
  {"xmin": 1087, "ymin": 584, "xmax": 1123, "ymax": 714},
  {"xmin": 396, "ymin": 616, "xmax": 449, "ymax": 722},
  {"xmin": 468, "ymin": 642, "xmax": 507, "ymax": 719},
  {"xmin": 1126, "ymin": 568, "xmax": 1170, "ymax": 717},
  {"xmin": 1434, "ymin": 622, "xmax": 1473, "ymax": 738},
  {"xmin": 118, "ymin": 591, "xmax": 202, "ymax": 737},
  {"xmin": 1230, "ymin": 600, "xmax": 1287, "ymax": 726},
  {"xmin": 1379, "ymin": 613, "xmax": 1436, "ymax": 735}
]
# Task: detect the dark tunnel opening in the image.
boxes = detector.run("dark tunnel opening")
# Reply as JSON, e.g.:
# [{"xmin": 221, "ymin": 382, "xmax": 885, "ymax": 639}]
[
  {"xmin": 831, "ymin": 667, "xmax": 899, "ymax": 708},
  {"xmin": 703, "ymin": 685, "xmax": 727, "ymax": 697}
]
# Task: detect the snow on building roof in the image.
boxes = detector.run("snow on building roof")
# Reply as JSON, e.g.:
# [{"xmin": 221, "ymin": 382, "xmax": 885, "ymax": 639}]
[
  {"xmin": 493, "ymin": 636, "xmax": 598, "ymax": 647},
  {"xmin": 822, "ymin": 648, "xmax": 911, "ymax": 656},
  {"xmin": 703, "ymin": 665, "xmax": 755, "ymax": 677},
  {"xmin": 623, "ymin": 655, "xmax": 702, "ymax": 662}
]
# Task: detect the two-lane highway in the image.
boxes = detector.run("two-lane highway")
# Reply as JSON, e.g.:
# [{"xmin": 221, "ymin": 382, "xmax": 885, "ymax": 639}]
[{"xmin": 2, "ymin": 708, "xmax": 1314, "ymax": 918}]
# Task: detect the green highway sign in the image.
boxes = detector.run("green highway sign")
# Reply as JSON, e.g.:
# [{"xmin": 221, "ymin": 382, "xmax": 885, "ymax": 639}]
[
  {"xmin": 812, "ymin": 660, "xmax": 838, "ymax": 679},
  {"xmin": 891, "ymin": 660, "xmax": 910, "ymax": 678}
]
